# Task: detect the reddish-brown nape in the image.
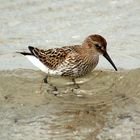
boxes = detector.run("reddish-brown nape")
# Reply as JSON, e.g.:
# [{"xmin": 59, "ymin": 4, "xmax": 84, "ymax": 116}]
[
  {"xmin": 81, "ymin": 34, "xmax": 117, "ymax": 71},
  {"xmin": 81, "ymin": 34, "xmax": 107, "ymax": 55},
  {"xmin": 82, "ymin": 34, "xmax": 107, "ymax": 49}
]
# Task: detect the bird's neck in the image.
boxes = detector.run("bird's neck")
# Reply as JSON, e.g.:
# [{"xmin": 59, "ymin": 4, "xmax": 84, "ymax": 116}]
[{"xmin": 81, "ymin": 43, "xmax": 99, "ymax": 56}]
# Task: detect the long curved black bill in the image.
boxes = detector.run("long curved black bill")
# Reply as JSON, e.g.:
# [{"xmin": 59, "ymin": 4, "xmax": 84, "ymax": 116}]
[{"xmin": 103, "ymin": 51, "xmax": 117, "ymax": 71}]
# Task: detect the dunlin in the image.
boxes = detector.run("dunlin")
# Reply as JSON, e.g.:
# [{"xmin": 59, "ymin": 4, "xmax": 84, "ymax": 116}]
[{"xmin": 19, "ymin": 34, "xmax": 117, "ymax": 88}]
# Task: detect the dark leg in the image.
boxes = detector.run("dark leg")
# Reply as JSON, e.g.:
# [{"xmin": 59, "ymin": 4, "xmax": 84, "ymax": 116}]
[
  {"xmin": 43, "ymin": 75, "xmax": 58, "ymax": 95},
  {"xmin": 43, "ymin": 75, "xmax": 48, "ymax": 83},
  {"xmin": 39, "ymin": 75, "xmax": 48, "ymax": 94},
  {"xmin": 72, "ymin": 78, "xmax": 80, "ymax": 89}
]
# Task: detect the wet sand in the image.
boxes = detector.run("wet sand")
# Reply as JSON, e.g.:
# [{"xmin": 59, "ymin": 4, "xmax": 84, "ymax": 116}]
[
  {"xmin": 0, "ymin": 0, "xmax": 140, "ymax": 139},
  {"xmin": 0, "ymin": 0, "xmax": 140, "ymax": 70},
  {"xmin": 0, "ymin": 69, "xmax": 140, "ymax": 140}
]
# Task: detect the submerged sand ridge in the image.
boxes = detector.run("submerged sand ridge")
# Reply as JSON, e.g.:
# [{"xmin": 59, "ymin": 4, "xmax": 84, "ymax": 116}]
[{"xmin": 0, "ymin": 69, "xmax": 140, "ymax": 140}]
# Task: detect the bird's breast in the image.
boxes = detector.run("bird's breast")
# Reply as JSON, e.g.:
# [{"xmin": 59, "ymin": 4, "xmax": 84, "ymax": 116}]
[
  {"xmin": 77, "ymin": 54, "xmax": 99, "ymax": 76},
  {"xmin": 60, "ymin": 54, "xmax": 99, "ymax": 77}
]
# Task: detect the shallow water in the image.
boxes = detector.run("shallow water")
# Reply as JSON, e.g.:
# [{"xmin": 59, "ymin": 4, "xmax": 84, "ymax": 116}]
[
  {"xmin": 0, "ymin": 0, "xmax": 140, "ymax": 70},
  {"xmin": 0, "ymin": 69, "xmax": 140, "ymax": 140},
  {"xmin": 0, "ymin": 0, "xmax": 140, "ymax": 140}
]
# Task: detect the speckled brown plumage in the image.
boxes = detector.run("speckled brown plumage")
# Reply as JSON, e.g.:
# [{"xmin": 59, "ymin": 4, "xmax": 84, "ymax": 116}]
[
  {"xmin": 30, "ymin": 47, "xmax": 68, "ymax": 69},
  {"xmin": 20, "ymin": 34, "xmax": 117, "ymax": 80}
]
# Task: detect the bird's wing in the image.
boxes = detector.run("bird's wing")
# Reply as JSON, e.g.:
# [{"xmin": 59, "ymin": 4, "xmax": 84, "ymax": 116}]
[{"xmin": 28, "ymin": 45, "xmax": 80, "ymax": 69}]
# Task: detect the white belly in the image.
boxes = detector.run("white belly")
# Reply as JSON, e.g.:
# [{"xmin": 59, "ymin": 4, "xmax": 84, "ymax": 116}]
[{"xmin": 25, "ymin": 55, "xmax": 62, "ymax": 75}]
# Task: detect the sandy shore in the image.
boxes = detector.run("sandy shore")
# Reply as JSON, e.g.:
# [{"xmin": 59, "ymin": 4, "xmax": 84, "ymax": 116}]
[
  {"xmin": 0, "ymin": 69, "xmax": 140, "ymax": 140},
  {"xmin": 0, "ymin": 0, "xmax": 139, "ymax": 139}
]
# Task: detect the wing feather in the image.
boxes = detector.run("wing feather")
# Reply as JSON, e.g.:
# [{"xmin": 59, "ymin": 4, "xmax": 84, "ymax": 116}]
[{"xmin": 28, "ymin": 45, "xmax": 80, "ymax": 69}]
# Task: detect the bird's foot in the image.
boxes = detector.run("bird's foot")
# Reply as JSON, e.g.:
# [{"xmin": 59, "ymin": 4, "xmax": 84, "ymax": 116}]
[
  {"xmin": 41, "ymin": 76, "xmax": 59, "ymax": 96},
  {"xmin": 49, "ymin": 84, "xmax": 58, "ymax": 96},
  {"xmin": 74, "ymin": 83, "xmax": 80, "ymax": 89}
]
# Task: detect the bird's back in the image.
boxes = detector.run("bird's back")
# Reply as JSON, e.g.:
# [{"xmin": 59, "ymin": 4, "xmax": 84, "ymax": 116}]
[
  {"xmin": 19, "ymin": 34, "xmax": 117, "ymax": 78},
  {"xmin": 20, "ymin": 45, "xmax": 99, "ymax": 77}
]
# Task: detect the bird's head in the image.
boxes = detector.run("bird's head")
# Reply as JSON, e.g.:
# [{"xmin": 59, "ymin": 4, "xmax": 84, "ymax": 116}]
[{"xmin": 83, "ymin": 34, "xmax": 117, "ymax": 71}]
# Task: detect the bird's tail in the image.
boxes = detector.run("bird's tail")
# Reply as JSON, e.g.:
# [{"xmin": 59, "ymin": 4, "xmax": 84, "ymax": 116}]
[
  {"xmin": 16, "ymin": 46, "xmax": 35, "ymax": 56},
  {"xmin": 16, "ymin": 52, "xmax": 32, "ymax": 55}
]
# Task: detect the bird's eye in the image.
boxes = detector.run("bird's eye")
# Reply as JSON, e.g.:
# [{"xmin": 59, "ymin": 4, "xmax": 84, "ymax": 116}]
[{"xmin": 95, "ymin": 44, "xmax": 101, "ymax": 49}]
